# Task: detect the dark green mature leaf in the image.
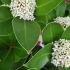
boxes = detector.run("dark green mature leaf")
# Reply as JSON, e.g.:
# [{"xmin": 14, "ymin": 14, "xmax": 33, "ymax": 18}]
[
  {"xmin": 27, "ymin": 69, "xmax": 39, "ymax": 70},
  {"xmin": 0, "ymin": 0, "xmax": 2, "ymax": 5},
  {"xmin": 0, "ymin": 6, "xmax": 12, "ymax": 22},
  {"xmin": 24, "ymin": 43, "xmax": 53, "ymax": 69},
  {"xmin": 36, "ymin": 0, "xmax": 63, "ymax": 16},
  {"xmin": 1, "ymin": 0, "xmax": 11, "ymax": 4},
  {"xmin": 0, "ymin": 43, "xmax": 27, "ymax": 70},
  {"xmin": 66, "ymin": 4, "xmax": 70, "ymax": 16},
  {"xmin": 13, "ymin": 44, "xmax": 28, "ymax": 62},
  {"xmin": 46, "ymin": 10, "xmax": 56, "ymax": 22},
  {"xmin": 58, "ymin": 67, "xmax": 70, "ymax": 70},
  {"xmin": 0, "ymin": 6, "xmax": 15, "ymax": 46},
  {"xmin": 0, "ymin": 19, "xmax": 13, "ymax": 46},
  {"xmin": 0, "ymin": 47, "xmax": 14, "ymax": 70},
  {"xmin": 36, "ymin": 16, "xmax": 47, "ymax": 30},
  {"xmin": 43, "ymin": 22, "xmax": 64, "ymax": 44},
  {"xmin": 18, "ymin": 66, "xmax": 27, "ymax": 70},
  {"xmin": 61, "ymin": 26, "xmax": 70, "ymax": 40},
  {"xmin": 0, "ymin": 20, "xmax": 16, "ymax": 47},
  {"xmin": 46, "ymin": 63, "xmax": 59, "ymax": 70},
  {"xmin": 55, "ymin": 2, "xmax": 66, "ymax": 17},
  {"xmin": 12, "ymin": 17, "xmax": 41, "ymax": 53}
]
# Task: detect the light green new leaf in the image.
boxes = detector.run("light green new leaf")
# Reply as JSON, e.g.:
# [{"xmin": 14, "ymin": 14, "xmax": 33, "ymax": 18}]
[
  {"xmin": 24, "ymin": 43, "xmax": 53, "ymax": 69},
  {"xmin": 61, "ymin": 26, "xmax": 70, "ymax": 40},
  {"xmin": 36, "ymin": 0, "xmax": 63, "ymax": 16},
  {"xmin": 43, "ymin": 22, "xmax": 64, "ymax": 44},
  {"xmin": 1, "ymin": 0, "xmax": 11, "ymax": 4},
  {"xmin": 12, "ymin": 17, "xmax": 41, "ymax": 53}
]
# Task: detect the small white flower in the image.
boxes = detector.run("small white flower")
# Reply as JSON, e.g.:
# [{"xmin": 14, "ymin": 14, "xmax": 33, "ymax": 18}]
[
  {"xmin": 51, "ymin": 39, "xmax": 70, "ymax": 67},
  {"xmin": 54, "ymin": 17, "xmax": 70, "ymax": 29},
  {"xmin": 10, "ymin": 0, "xmax": 36, "ymax": 21}
]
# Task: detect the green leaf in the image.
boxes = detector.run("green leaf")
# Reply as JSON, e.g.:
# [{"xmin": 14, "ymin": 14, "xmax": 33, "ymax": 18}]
[
  {"xmin": 24, "ymin": 43, "xmax": 53, "ymax": 69},
  {"xmin": 13, "ymin": 44, "xmax": 28, "ymax": 62},
  {"xmin": 36, "ymin": 0, "xmax": 63, "ymax": 16},
  {"xmin": 0, "ymin": 6, "xmax": 16, "ymax": 46},
  {"xmin": 43, "ymin": 22, "xmax": 64, "ymax": 44},
  {"xmin": 46, "ymin": 10, "xmax": 56, "ymax": 22},
  {"xmin": 1, "ymin": 0, "xmax": 11, "ymax": 4},
  {"xmin": 0, "ymin": 6, "xmax": 12, "ymax": 22},
  {"xmin": 55, "ymin": 2, "xmax": 66, "ymax": 17},
  {"xmin": 0, "ymin": 19, "xmax": 13, "ymax": 46},
  {"xmin": 58, "ymin": 67, "xmax": 70, "ymax": 70},
  {"xmin": 0, "ymin": 0, "xmax": 2, "ymax": 5},
  {"xmin": 0, "ymin": 47, "xmax": 14, "ymax": 70},
  {"xmin": 47, "ymin": 63, "xmax": 59, "ymax": 70},
  {"xmin": 61, "ymin": 26, "xmax": 70, "ymax": 40},
  {"xmin": 0, "ymin": 44, "xmax": 27, "ymax": 70},
  {"xmin": 66, "ymin": 4, "xmax": 70, "ymax": 16},
  {"xmin": 27, "ymin": 69, "xmax": 38, "ymax": 70},
  {"xmin": 36, "ymin": 16, "xmax": 47, "ymax": 30},
  {"xmin": 12, "ymin": 17, "xmax": 41, "ymax": 53}
]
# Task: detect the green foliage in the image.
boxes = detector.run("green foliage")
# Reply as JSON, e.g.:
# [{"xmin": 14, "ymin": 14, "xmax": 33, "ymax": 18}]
[
  {"xmin": 12, "ymin": 17, "xmax": 41, "ymax": 53},
  {"xmin": 0, "ymin": 0, "xmax": 70, "ymax": 70},
  {"xmin": 35, "ymin": 0, "xmax": 63, "ymax": 16},
  {"xmin": 24, "ymin": 43, "xmax": 53, "ymax": 70},
  {"xmin": 0, "ymin": 0, "xmax": 2, "ymax": 5},
  {"xmin": 0, "ymin": 44, "xmax": 27, "ymax": 70},
  {"xmin": 43, "ymin": 22, "xmax": 64, "ymax": 44},
  {"xmin": 55, "ymin": 2, "xmax": 66, "ymax": 17},
  {"xmin": 61, "ymin": 26, "xmax": 70, "ymax": 40},
  {"xmin": 1, "ymin": 0, "xmax": 11, "ymax": 4},
  {"xmin": 0, "ymin": 6, "xmax": 13, "ymax": 22}
]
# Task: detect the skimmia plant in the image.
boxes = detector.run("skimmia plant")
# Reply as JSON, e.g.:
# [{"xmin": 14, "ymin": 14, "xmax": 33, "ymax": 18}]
[{"xmin": 0, "ymin": 0, "xmax": 70, "ymax": 70}]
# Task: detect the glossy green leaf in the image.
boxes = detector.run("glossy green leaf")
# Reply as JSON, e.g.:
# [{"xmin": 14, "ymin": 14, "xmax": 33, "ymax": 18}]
[
  {"xmin": 61, "ymin": 26, "xmax": 70, "ymax": 40},
  {"xmin": 0, "ymin": 6, "xmax": 13, "ymax": 22},
  {"xmin": 36, "ymin": 0, "xmax": 63, "ymax": 16},
  {"xmin": 1, "ymin": 0, "xmax": 11, "ymax": 4},
  {"xmin": 24, "ymin": 43, "xmax": 53, "ymax": 69},
  {"xmin": 43, "ymin": 22, "xmax": 64, "ymax": 44},
  {"xmin": 12, "ymin": 17, "xmax": 41, "ymax": 53}
]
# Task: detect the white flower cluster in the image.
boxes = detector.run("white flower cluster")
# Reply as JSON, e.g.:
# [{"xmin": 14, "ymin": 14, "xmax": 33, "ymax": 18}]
[
  {"xmin": 54, "ymin": 17, "xmax": 70, "ymax": 29},
  {"xmin": 51, "ymin": 39, "xmax": 70, "ymax": 67},
  {"xmin": 10, "ymin": 0, "xmax": 36, "ymax": 20}
]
